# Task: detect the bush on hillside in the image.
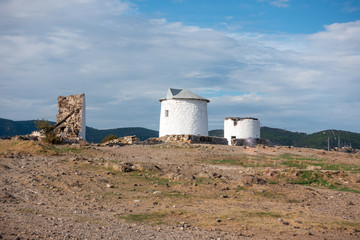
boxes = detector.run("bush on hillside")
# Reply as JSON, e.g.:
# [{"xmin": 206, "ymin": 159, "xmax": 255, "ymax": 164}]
[
  {"xmin": 34, "ymin": 119, "xmax": 61, "ymax": 144},
  {"xmin": 101, "ymin": 134, "xmax": 118, "ymax": 143}
]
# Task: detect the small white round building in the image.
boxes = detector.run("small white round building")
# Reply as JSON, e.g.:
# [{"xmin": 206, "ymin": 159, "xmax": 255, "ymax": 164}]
[
  {"xmin": 224, "ymin": 117, "xmax": 260, "ymax": 145},
  {"xmin": 159, "ymin": 88, "xmax": 209, "ymax": 137}
]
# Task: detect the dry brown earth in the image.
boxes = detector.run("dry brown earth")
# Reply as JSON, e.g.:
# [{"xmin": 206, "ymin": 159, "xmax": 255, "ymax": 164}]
[{"xmin": 1, "ymin": 140, "xmax": 360, "ymax": 239}]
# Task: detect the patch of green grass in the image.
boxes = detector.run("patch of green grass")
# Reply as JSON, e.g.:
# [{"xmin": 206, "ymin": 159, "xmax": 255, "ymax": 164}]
[
  {"xmin": 16, "ymin": 208, "xmax": 54, "ymax": 216},
  {"xmin": 200, "ymin": 158, "xmax": 245, "ymax": 166},
  {"xmin": 268, "ymin": 180, "xmax": 279, "ymax": 184},
  {"xmin": 17, "ymin": 208, "xmax": 37, "ymax": 214},
  {"xmin": 243, "ymin": 162, "xmax": 261, "ymax": 167},
  {"xmin": 279, "ymin": 153, "xmax": 325, "ymax": 162},
  {"xmin": 279, "ymin": 153, "xmax": 297, "ymax": 160},
  {"xmin": 159, "ymin": 191, "xmax": 191, "ymax": 198},
  {"xmin": 148, "ymin": 176, "xmax": 170, "ymax": 185},
  {"xmin": 129, "ymin": 172, "xmax": 170, "ymax": 185},
  {"xmin": 254, "ymin": 190, "xmax": 282, "ymax": 199},
  {"xmin": 327, "ymin": 185, "xmax": 360, "ymax": 193},
  {"xmin": 239, "ymin": 210, "xmax": 282, "ymax": 218},
  {"xmin": 313, "ymin": 163, "xmax": 360, "ymax": 171},
  {"xmin": 194, "ymin": 177, "xmax": 215, "ymax": 185},
  {"xmin": 117, "ymin": 212, "xmax": 166, "ymax": 225},
  {"xmin": 47, "ymin": 145, "xmax": 82, "ymax": 154},
  {"xmin": 333, "ymin": 220, "xmax": 360, "ymax": 228},
  {"xmin": 281, "ymin": 160, "xmax": 308, "ymax": 169},
  {"xmin": 285, "ymin": 198, "xmax": 301, "ymax": 203},
  {"xmin": 280, "ymin": 156, "xmax": 359, "ymax": 171},
  {"xmin": 235, "ymin": 185, "xmax": 246, "ymax": 191},
  {"xmin": 98, "ymin": 191, "xmax": 123, "ymax": 200},
  {"xmin": 75, "ymin": 216, "xmax": 102, "ymax": 224},
  {"xmin": 289, "ymin": 171, "xmax": 360, "ymax": 193},
  {"xmin": 289, "ymin": 171, "xmax": 327, "ymax": 185}
]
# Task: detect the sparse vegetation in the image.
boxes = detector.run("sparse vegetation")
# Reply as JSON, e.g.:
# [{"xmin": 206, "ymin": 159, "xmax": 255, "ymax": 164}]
[
  {"xmin": 46, "ymin": 145, "xmax": 82, "ymax": 154},
  {"xmin": 117, "ymin": 212, "xmax": 167, "ymax": 225},
  {"xmin": 101, "ymin": 134, "xmax": 118, "ymax": 143},
  {"xmin": 0, "ymin": 139, "xmax": 56, "ymax": 156},
  {"xmin": 199, "ymin": 158, "xmax": 245, "ymax": 166},
  {"xmin": 239, "ymin": 210, "xmax": 282, "ymax": 218},
  {"xmin": 279, "ymin": 153, "xmax": 360, "ymax": 171},
  {"xmin": 288, "ymin": 170, "xmax": 360, "ymax": 193},
  {"xmin": 35, "ymin": 119, "xmax": 61, "ymax": 144},
  {"xmin": 1, "ymin": 140, "xmax": 360, "ymax": 239},
  {"xmin": 2, "ymin": 117, "xmax": 360, "ymax": 148}
]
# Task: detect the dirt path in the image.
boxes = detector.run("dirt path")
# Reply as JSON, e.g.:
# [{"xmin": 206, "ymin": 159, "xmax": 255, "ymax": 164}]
[{"xmin": 1, "ymin": 140, "xmax": 359, "ymax": 239}]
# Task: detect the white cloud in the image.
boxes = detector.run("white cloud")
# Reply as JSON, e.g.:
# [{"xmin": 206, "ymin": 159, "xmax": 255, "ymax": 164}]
[
  {"xmin": 308, "ymin": 20, "xmax": 360, "ymax": 54},
  {"xmin": 0, "ymin": 0, "xmax": 359, "ymax": 133},
  {"xmin": 0, "ymin": 0, "xmax": 130, "ymax": 19},
  {"xmin": 258, "ymin": 0, "xmax": 290, "ymax": 8},
  {"xmin": 342, "ymin": 1, "xmax": 359, "ymax": 13}
]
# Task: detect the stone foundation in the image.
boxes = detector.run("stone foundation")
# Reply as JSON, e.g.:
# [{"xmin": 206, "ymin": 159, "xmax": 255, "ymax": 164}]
[
  {"xmin": 102, "ymin": 135, "xmax": 140, "ymax": 146},
  {"xmin": 231, "ymin": 138, "xmax": 270, "ymax": 147},
  {"xmin": 152, "ymin": 134, "xmax": 228, "ymax": 145}
]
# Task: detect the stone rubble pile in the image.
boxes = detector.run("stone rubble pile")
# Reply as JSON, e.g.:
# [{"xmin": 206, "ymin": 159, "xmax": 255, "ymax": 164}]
[
  {"xmin": 101, "ymin": 135, "xmax": 140, "ymax": 146},
  {"xmin": 231, "ymin": 138, "xmax": 271, "ymax": 147},
  {"xmin": 143, "ymin": 134, "xmax": 228, "ymax": 145}
]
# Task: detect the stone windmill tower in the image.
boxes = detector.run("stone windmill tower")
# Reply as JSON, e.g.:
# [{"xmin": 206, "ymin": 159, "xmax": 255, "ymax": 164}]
[
  {"xmin": 56, "ymin": 93, "xmax": 86, "ymax": 140},
  {"xmin": 159, "ymin": 88, "xmax": 209, "ymax": 137},
  {"xmin": 224, "ymin": 117, "xmax": 260, "ymax": 145}
]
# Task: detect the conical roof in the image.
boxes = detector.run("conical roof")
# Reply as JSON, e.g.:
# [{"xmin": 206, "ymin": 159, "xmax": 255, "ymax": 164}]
[{"xmin": 160, "ymin": 88, "xmax": 210, "ymax": 102}]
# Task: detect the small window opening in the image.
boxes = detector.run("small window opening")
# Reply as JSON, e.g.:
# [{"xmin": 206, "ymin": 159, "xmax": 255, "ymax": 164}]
[{"xmin": 165, "ymin": 110, "xmax": 169, "ymax": 117}]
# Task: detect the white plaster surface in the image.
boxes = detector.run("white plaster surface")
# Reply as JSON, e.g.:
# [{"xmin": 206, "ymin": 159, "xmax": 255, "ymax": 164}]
[
  {"xmin": 80, "ymin": 96, "xmax": 86, "ymax": 140},
  {"xmin": 224, "ymin": 118, "xmax": 260, "ymax": 145},
  {"xmin": 159, "ymin": 99, "xmax": 208, "ymax": 137}
]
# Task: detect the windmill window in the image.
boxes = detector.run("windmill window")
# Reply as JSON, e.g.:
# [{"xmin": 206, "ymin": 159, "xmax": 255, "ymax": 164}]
[{"xmin": 165, "ymin": 110, "xmax": 169, "ymax": 117}]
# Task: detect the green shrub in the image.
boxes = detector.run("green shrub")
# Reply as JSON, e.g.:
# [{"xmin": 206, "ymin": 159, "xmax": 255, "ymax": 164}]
[
  {"xmin": 101, "ymin": 134, "xmax": 118, "ymax": 143},
  {"xmin": 35, "ymin": 119, "xmax": 61, "ymax": 144}
]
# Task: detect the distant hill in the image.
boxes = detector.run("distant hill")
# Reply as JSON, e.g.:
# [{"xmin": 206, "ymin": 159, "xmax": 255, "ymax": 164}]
[
  {"xmin": 209, "ymin": 128, "xmax": 360, "ymax": 150},
  {"xmin": 1, "ymin": 118, "xmax": 359, "ymax": 149},
  {"xmin": 0, "ymin": 118, "xmax": 43, "ymax": 137},
  {"xmin": 0, "ymin": 118, "xmax": 158, "ymax": 143},
  {"xmin": 86, "ymin": 126, "xmax": 158, "ymax": 143}
]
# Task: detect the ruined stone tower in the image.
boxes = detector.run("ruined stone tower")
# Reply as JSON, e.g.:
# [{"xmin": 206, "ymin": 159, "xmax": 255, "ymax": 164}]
[{"xmin": 56, "ymin": 93, "xmax": 86, "ymax": 140}]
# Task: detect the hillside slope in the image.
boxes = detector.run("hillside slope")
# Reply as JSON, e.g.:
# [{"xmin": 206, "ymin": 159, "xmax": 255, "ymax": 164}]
[
  {"xmin": 209, "ymin": 128, "xmax": 360, "ymax": 150},
  {"xmin": 0, "ymin": 118, "xmax": 40, "ymax": 137},
  {"xmin": 86, "ymin": 127, "xmax": 158, "ymax": 143},
  {"xmin": 1, "ymin": 118, "xmax": 359, "ymax": 148},
  {"xmin": 0, "ymin": 118, "xmax": 158, "ymax": 143}
]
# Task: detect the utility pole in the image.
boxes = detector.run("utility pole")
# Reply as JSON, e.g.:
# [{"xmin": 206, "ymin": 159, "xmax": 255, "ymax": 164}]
[{"xmin": 328, "ymin": 137, "xmax": 330, "ymax": 151}]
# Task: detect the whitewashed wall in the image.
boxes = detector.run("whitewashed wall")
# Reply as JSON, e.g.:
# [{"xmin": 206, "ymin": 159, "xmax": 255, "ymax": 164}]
[
  {"xmin": 159, "ymin": 99, "xmax": 208, "ymax": 137},
  {"xmin": 224, "ymin": 118, "xmax": 260, "ymax": 145},
  {"xmin": 80, "ymin": 96, "xmax": 86, "ymax": 140}
]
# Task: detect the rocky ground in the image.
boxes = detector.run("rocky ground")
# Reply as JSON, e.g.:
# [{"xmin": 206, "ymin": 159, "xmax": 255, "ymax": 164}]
[{"xmin": 1, "ymin": 139, "xmax": 360, "ymax": 239}]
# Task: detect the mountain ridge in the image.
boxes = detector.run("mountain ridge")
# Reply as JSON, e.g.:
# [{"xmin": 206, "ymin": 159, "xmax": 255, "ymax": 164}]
[{"xmin": 1, "ymin": 118, "xmax": 359, "ymax": 149}]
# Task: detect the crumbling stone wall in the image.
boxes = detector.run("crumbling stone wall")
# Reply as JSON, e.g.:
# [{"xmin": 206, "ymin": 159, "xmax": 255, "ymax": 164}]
[
  {"xmin": 153, "ymin": 134, "xmax": 228, "ymax": 145},
  {"xmin": 231, "ymin": 138, "xmax": 270, "ymax": 147},
  {"xmin": 56, "ymin": 94, "xmax": 86, "ymax": 140},
  {"xmin": 101, "ymin": 136, "xmax": 140, "ymax": 146}
]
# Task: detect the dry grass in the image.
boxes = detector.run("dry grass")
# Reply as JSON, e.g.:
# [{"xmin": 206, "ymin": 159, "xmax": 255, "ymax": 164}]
[{"xmin": 0, "ymin": 140, "xmax": 53, "ymax": 156}]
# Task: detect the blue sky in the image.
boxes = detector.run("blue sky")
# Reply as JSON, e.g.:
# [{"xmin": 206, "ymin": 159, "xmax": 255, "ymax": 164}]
[
  {"xmin": 135, "ymin": 0, "xmax": 360, "ymax": 33},
  {"xmin": 0, "ymin": 0, "xmax": 359, "ymax": 133}
]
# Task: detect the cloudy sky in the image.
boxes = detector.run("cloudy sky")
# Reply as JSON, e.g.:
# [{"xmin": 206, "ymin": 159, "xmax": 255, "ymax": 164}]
[{"xmin": 1, "ymin": 0, "xmax": 359, "ymax": 133}]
